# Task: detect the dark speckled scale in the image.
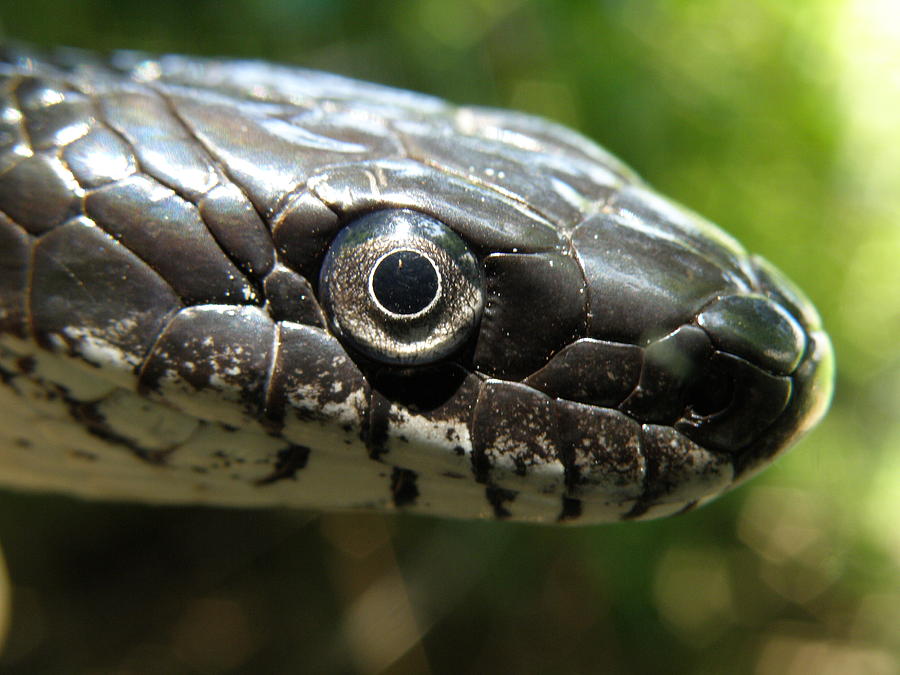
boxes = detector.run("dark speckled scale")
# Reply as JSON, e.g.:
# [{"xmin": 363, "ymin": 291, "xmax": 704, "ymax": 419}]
[
  {"xmin": 621, "ymin": 326, "xmax": 714, "ymax": 424},
  {"xmin": 0, "ymin": 153, "xmax": 81, "ymax": 233},
  {"xmin": 266, "ymin": 321, "xmax": 370, "ymax": 430},
  {"xmin": 15, "ymin": 77, "xmax": 94, "ymax": 151},
  {"xmin": 0, "ymin": 214, "xmax": 31, "ymax": 337},
  {"xmin": 472, "ymin": 380, "xmax": 564, "ymax": 493},
  {"xmin": 31, "ymin": 217, "xmax": 182, "ymax": 365},
  {"xmin": 271, "ymin": 190, "xmax": 342, "ymax": 280},
  {"xmin": 523, "ymin": 339, "xmax": 643, "ymax": 408},
  {"xmin": 139, "ymin": 305, "xmax": 275, "ymax": 422},
  {"xmin": 554, "ymin": 401, "xmax": 643, "ymax": 498},
  {"xmin": 63, "ymin": 126, "xmax": 138, "ymax": 187},
  {"xmin": 308, "ymin": 160, "xmax": 563, "ymax": 253},
  {"xmin": 474, "ymin": 252, "xmax": 587, "ymax": 380},
  {"xmin": 263, "ymin": 264, "xmax": 326, "ymax": 327},
  {"xmin": 85, "ymin": 175, "xmax": 258, "ymax": 305},
  {"xmin": 573, "ymin": 212, "xmax": 744, "ymax": 344}
]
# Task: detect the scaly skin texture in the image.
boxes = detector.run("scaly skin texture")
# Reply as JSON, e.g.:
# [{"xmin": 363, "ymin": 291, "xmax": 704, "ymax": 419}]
[{"xmin": 0, "ymin": 46, "xmax": 833, "ymax": 524}]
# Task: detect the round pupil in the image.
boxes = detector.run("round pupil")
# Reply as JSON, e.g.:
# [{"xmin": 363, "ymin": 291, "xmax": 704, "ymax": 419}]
[{"xmin": 371, "ymin": 250, "xmax": 439, "ymax": 315}]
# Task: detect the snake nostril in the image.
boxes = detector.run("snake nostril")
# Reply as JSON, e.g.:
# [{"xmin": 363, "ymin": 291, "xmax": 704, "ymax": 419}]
[
  {"xmin": 675, "ymin": 352, "xmax": 793, "ymax": 452},
  {"xmin": 685, "ymin": 368, "xmax": 735, "ymax": 419},
  {"xmin": 619, "ymin": 325, "xmax": 713, "ymax": 423}
]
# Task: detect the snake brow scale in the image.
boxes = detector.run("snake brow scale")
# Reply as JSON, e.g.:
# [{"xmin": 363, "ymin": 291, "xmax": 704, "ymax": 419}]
[{"xmin": 0, "ymin": 45, "xmax": 834, "ymax": 524}]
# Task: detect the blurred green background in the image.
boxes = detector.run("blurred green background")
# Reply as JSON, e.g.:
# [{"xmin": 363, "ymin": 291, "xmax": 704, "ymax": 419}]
[{"xmin": 0, "ymin": 1, "xmax": 898, "ymax": 673}]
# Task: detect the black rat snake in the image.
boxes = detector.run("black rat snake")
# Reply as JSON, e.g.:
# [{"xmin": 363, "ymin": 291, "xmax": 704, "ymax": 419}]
[{"xmin": 0, "ymin": 45, "xmax": 833, "ymax": 526}]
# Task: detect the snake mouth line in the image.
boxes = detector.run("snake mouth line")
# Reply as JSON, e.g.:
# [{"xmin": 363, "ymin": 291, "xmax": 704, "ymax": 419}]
[{"xmin": 0, "ymin": 321, "xmax": 819, "ymax": 524}]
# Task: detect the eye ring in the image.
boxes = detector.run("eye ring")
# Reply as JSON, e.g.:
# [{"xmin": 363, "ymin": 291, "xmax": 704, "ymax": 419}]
[{"xmin": 319, "ymin": 209, "xmax": 484, "ymax": 365}]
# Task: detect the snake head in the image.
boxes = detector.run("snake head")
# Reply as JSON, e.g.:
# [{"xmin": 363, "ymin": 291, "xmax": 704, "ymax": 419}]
[
  {"xmin": 0, "ymin": 49, "xmax": 833, "ymax": 523},
  {"xmin": 305, "ymin": 132, "xmax": 834, "ymax": 520},
  {"xmin": 500, "ymin": 191, "xmax": 836, "ymax": 519}
]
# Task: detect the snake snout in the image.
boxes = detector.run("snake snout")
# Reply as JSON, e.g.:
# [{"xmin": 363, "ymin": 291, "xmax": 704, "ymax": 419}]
[
  {"xmin": 696, "ymin": 294, "xmax": 807, "ymax": 376},
  {"xmin": 620, "ymin": 292, "xmax": 807, "ymax": 456}
]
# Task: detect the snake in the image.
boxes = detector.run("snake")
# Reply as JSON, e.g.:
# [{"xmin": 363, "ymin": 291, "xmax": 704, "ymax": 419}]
[{"xmin": 0, "ymin": 44, "xmax": 834, "ymax": 525}]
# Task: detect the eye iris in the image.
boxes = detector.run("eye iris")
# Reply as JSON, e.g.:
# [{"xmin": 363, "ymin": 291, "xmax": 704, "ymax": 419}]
[
  {"xmin": 318, "ymin": 208, "xmax": 484, "ymax": 365},
  {"xmin": 371, "ymin": 250, "xmax": 439, "ymax": 315}
]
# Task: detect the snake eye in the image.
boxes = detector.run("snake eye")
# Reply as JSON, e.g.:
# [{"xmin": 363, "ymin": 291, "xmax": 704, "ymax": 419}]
[{"xmin": 319, "ymin": 209, "xmax": 484, "ymax": 365}]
